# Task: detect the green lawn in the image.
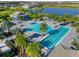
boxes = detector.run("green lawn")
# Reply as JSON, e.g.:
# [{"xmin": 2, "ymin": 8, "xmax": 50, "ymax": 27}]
[
  {"xmin": 0, "ymin": 11, "xmax": 14, "ymax": 16},
  {"xmin": 0, "ymin": 6, "xmax": 23, "ymax": 16},
  {"xmin": 43, "ymin": 5, "xmax": 79, "ymax": 9}
]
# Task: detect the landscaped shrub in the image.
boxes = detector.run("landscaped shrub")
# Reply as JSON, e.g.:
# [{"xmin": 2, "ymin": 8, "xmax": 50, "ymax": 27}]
[
  {"xmin": 71, "ymin": 39, "xmax": 79, "ymax": 50},
  {"xmin": 76, "ymin": 27, "xmax": 79, "ymax": 33}
]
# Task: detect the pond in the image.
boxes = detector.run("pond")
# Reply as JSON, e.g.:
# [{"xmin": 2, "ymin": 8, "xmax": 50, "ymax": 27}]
[{"xmin": 29, "ymin": 8, "xmax": 79, "ymax": 16}]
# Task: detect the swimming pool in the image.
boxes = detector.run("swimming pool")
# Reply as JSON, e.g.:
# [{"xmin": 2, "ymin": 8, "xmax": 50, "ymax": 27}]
[
  {"xmin": 27, "ymin": 23, "xmax": 53, "ymax": 34},
  {"xmin": 40, "ymin": 26, "xmax": 70, "ymax": 49},
  {"xmin": 25, "ymin": 23, "xmax": 70, "ymax": 50}
]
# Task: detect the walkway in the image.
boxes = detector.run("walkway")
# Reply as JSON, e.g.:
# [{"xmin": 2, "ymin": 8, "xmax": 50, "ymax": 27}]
[{"xmin": 48, "ymin": 44, "xmax": 79, "ymax": 57}]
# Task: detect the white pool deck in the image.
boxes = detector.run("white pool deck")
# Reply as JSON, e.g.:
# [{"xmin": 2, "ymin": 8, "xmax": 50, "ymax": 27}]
[{"xmin": 48, "ymin": 44, "xmax": 79, "ymax": 57}]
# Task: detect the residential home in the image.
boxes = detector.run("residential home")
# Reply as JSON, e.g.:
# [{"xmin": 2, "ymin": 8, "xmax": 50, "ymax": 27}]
[
  {"xmin": 22, "ymin": 4, "xmax": 30, "ymax": 9},
  {"xmin": 10, "ymin": 11, "xmax": 29, "ymax": 21}
]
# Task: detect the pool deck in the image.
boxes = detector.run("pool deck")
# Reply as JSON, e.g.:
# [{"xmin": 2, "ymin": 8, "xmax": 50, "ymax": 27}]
[{"xmin": 48, "ymin": 44, "xmax": 79, "ymax": 57}]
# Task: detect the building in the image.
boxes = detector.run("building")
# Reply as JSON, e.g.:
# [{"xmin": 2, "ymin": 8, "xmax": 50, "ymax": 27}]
[
  {"xmin": 22, "ymin": 4, "xmax": 30, "ymax": 9},
  {"xmin": 18, "ymin": 12, "xmax": 29, "ymax": 21},
  {"xmin": 10, "ymin": 11, "xmax": 29, "ymax": 21}
]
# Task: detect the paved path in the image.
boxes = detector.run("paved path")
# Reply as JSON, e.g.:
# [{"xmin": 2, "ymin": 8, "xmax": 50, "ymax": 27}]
[{"xmin": 48, "ymin": 44, "xmax": 79, "ymax": 57}]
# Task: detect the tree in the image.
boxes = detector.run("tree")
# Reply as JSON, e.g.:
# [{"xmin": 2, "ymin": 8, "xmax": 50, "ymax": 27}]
[
  {"xmin": 40, "ymin": 23, "xmax": 47, "ymax": 35},
  {"xmin": 20, "ymin": 8, "xmax": 26, "ymax": 13},
  {"xmin": 15, "ymin": 33, "xmax": 28, "ymax": 56},
  {"xmin": 25, "ymin": 42, "xmax": 41, "ymax": 57}
]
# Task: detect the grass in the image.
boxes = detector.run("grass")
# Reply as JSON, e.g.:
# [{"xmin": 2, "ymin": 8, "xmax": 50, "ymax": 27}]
[
  {"xmin": 0, "ymin": 11, "xmax": 15, "ymax": 16},
  {"xmin": 41, "ymin": 5, "xmax": 79, "ymax": 9},
  {"xmin": 7, "ymin": 7, "xmax": 21, "ymax": 11},
  {"xmin": 0, "ymin": 6, "xmax": 23, "ymax": 17}
]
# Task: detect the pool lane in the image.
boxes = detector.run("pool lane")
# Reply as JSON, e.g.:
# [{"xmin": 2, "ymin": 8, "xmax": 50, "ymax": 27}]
[{"xmin": 40, "ymin": 26, "xmax": 70, "ymax": 50}]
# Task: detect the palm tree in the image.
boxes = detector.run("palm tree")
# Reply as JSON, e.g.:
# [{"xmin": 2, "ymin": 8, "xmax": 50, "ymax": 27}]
[
  {"xmin": 14, "ymin": 32, "xmax": 28, "ymax": 56},
  {"xmin": 40, "ymin": 23, "xmax": 47, "ymax": 35},
  {"xmin": 25, "ymin": 42, "xmax": 41, "ymax": 57}
]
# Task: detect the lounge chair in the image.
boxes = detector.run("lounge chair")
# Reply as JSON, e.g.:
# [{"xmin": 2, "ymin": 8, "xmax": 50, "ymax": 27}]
[
  {"xmin": 41, "ymin": 47, "xmax": 51, "ymax": 56},
  {"xmin": 0, "ymin": 46, "xmax": 11, "ymax": 52},
  {"xmin": 54, "ymin": 25, "xmax": 60, "ymax": 30}
]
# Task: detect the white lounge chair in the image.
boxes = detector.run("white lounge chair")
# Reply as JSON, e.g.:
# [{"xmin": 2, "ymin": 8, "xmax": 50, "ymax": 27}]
[
  {"xmin": 41, "ymin": 47, "xmax": 50, "ymax": 56},
  {"xmin": 54, "ymin": 25, "xmax": 60, "ymax": 30},
  {"xmin": 0, "ymin": 46, "xmax": 11, "ymax": 52}
]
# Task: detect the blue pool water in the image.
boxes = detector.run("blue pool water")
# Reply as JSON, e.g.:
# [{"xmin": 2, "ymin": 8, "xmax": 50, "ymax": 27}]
[
  {"xmin": 29, "ymin": 8, "xmax": 79, "ymax": 16},
  {"xmin": 27, "ymin": 23, "xmax": 53, "ymax": 34},
  {"xmin": 25, "ymin": 23, "xmax": 70, "ymax": 49},
  {"xmin": 40, "ymin": 26, "xmax": 70, "ymax": 49}
]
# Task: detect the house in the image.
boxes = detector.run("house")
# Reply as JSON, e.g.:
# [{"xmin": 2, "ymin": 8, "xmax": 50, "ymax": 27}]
[
  {"xmin": 22, "ymin": 4, "xmax": 30, "ymax": 9},
  {"xmin": 10, "ymin": 11, "xmax": 29, "ymax": 21},
  {"xmin": 3, "ymin": 4, "xmax": 16, "ymax": 7},
  {"xmin": 18, "ymin": 12, "xmax": 29, "ymax": 21},
  {"xmin": 22, "ymin": 2, "xmax": 39, "ymax": 9}
]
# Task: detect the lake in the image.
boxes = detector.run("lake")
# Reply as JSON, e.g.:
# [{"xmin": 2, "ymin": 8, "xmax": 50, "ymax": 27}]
[{"xmin": 29, "ymin": 8, "xmax": 79, "ymax": 16}]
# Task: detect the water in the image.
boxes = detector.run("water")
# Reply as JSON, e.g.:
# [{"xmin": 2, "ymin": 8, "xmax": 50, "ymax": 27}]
[
  {"xmin": 40, "ymin": 26, "xmax": 70, "ymax": 49},
  {"xmin": 25, "ymin": 23, "xmax": 70, "ymax": 49},
  {"xmin": 28, "ymin": 23, "xmax": 53, "ymax": 34},
  {"xmin": 29, "ymin": 8, "xmax": 79, "ymax": 16}
]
